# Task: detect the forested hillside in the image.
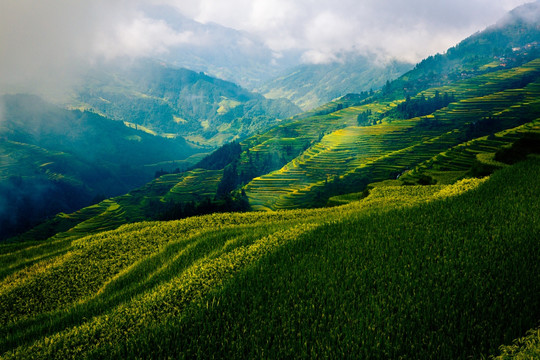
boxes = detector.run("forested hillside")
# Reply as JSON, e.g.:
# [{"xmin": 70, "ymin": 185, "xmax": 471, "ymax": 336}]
[
  {"xmin": 0, "ymin": 94, "xmax": 203, "ymax": 240},
  {"xmin": 72, "ymin": 60, "xmax": 301, "ymax": 146}
]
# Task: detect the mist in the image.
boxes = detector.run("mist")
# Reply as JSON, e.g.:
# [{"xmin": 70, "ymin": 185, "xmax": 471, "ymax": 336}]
[
  {"xmin": 0, "ymin": 0, "xmax": 194, "ymax": 100},
  {"xmin": 0, "ymin": 0, "xmax": 533, "ymax": 98}
]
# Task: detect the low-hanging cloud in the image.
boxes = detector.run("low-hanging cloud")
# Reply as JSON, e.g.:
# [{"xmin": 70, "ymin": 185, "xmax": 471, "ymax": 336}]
[
  {"xmin": 0, "ymin": 0, "xmax": 532, "ymax": 98},
  {"xmin": 0, "ymin": 0, "xmax": 197, "ymax": 98},
  {"xmin": 166, "ymin": 0, "xmax": 531, "ymax": 63},
  {"xmin": 94, "ymin": 16, "xmax": 195, "ymax": 60}
]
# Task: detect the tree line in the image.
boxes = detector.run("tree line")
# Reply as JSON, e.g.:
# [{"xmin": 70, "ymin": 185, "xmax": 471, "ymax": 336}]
[{"xmin": 394, "ymin": 91, "xmax": 456, "ymax": 119}]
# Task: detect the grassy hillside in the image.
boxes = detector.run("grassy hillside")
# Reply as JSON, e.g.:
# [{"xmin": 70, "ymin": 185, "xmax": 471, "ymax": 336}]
[
  {"xmin": 0, "ymin": 155, "xmax": 538, "ymax": 359},
  {"xmin": 3, "ymin": 6, "xmax": 540, "ymax": 357},
  {"xmin": 17, "ymin": 56, "xmax": 540, "ymax": 242}
]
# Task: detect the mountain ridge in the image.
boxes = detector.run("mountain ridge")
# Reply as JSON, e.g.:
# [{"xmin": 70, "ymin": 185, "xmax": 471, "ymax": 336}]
[
  {"xmin": 72, "ymin": 60, "xmax": 302, "ymax": 146},
  {"xmin": 260, "ymin": 55, "xmax": 413, "ymax": 110}
]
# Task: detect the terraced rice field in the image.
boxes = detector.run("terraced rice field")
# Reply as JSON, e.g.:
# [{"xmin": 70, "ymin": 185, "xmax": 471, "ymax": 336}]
[
  {"xmin": 0, "ymin": 141, "xmax": 57, "ymax": 179},
  {"xmin": 403, "ymin": 119, "xmax": 540, "ymax": 183},
  {"xmin": 163, "ymin": 169, "xmax": 222, "ymax": 203},
  {"xmin": 245, "ymin": 62, "xmax": 540, "ymax": 210},
  {"xmin": 17, "ymin": 169, "xmax": 224, "ymax": 242},
  {"xmin": 245, "ymin": 122, "xmax": 414, "ymax": 210},
  {"xmin": 238, "ymin": 102, "xmax": 394, "ymax": 172},
  {"xmin": 421, "ymin": 58, "xmax": 540, "ymax": 100}
]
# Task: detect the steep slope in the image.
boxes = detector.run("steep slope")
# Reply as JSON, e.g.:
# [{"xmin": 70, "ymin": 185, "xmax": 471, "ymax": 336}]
[
  {"xmin": 383, "ymin": 1, "xmax": 540, "ymax": 99},
  {"xmin": 0, "ymin": 94, "xmax": 202, "ymax": 240},
  {"xmin": 260, "ymin": 56, "xmax": 412, "ymax": 110},
  {"xmin": 72, "ymin": 60, "xmax": 301, "ymax": 146}
]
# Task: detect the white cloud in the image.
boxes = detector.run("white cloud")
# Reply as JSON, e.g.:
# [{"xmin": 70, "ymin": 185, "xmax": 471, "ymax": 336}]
[
  {"xmin": 301, "ymin": 50, "xmax": 340, "ymax": 65},
  {"xmin": 0, "ymin": 0, "xmax": 533, "ymax": 97},
  {"xmin": 94, "ymin": 15, "xmax": 194, "ymax": 60},
  {"xmin": 163, "ymin": 0, "xmax": 532, "ymax": 63}
]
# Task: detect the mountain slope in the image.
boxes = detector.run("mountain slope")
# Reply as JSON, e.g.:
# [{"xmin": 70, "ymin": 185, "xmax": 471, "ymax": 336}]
[
  {"xmin": 260, "ymin": 56, "xmax": 412, "ymax": 110},
  {"xmin": 258, "ymin": 0, "xmax": 540, "ymax": 111},
  {"xmin": 245, "ymin": 59, "xmax": 540, "ymax": 210},
  {"xmin": 72, "ymin": 60, "xmax": 302, "ymax": 146},
  {"xmin": 17, "ymin": 58, "xmax": 540, "ymax": 243}
]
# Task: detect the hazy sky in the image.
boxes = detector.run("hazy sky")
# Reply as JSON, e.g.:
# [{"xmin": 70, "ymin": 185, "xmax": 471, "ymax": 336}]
[
  {"xmin": 168, "ymin": 0, "xmax": 530, "ymax": 62},
  {"xmin": 0, "ymin": 0, "xmax": 532, "ymax": 95}
]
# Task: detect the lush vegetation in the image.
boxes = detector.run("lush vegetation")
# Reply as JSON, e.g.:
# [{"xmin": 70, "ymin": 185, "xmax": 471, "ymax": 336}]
[
  {"xmin": 2, "ymin": 5, "xmax": 540, "ymax": 358},
  {"xmin": 243, "ymin": 59, "xmax": 540, "ymax": 210},
  {"xmin": 392, "ymin": 91, "xmax": 456, "ymax": 119},
  {"xmin": 494, "ymin": 327, "xmax": 540, "ymax": 360},
  {"xmin": 13, "ymin": 21, "xmax": 540, "ymax": 243},
  {"xmin": 0, "ymin": 157, "xmax": 538, "ymax": 359}
]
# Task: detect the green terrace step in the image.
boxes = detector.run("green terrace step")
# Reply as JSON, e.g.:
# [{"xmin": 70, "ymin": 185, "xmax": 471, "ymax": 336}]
[
  {"xmin": 51, "ymin": 200, "xmax": 126, "ymax": 240},
  {"xmin": 19, "ymin": 167, "xmax": 225, "ymax": 241},
  {"xmin": 130, "ymin": 173, "xmax": 185, "ymax": 197},
  {"xmin": 164, "ymin": 169, "xmax": 222, "ymax": 203},
  {"xmin": 419, "ymin": 58, "xmax": 540, "ymax": 100},
  {"xmin": 246, "ymin": 72, "xmax": 540, "ymax": 210},
  {"xmin": 402, "ymin": 119, "xmax": 540, "ymax": 183},
  {"xmin": 245, "ymin": 122, "xmax": 425, "ymax": 210}
]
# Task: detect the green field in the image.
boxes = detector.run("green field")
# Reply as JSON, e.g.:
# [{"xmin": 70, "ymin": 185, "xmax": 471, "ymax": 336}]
[{"xmin": 1, "ymin": 156, "xmax": 538, "ymax": 359}]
